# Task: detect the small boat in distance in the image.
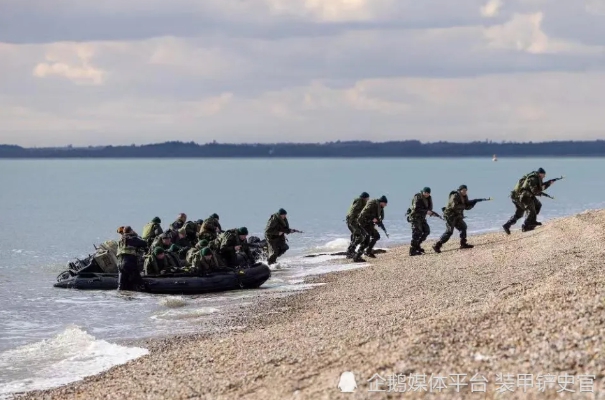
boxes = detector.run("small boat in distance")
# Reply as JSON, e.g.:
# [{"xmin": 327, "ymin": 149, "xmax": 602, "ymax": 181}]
[{"xmin": 493, "ymin": 154, "xmax": 498, "ymax": 161}]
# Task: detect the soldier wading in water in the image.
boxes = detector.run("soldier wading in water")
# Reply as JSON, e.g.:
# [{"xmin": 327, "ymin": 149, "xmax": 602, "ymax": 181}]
[{"xmin": 264, "ymin": 208, "xmax": 302, "ymax": 265}]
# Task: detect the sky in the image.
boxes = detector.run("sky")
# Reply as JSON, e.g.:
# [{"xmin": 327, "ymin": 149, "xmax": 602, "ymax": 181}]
[{"xmin": 1, "ymin": 0, "xmax": 605, "ymax": 146}]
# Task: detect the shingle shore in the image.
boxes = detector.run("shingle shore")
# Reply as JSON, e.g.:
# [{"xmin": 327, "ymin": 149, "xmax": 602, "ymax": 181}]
[{"xmin": 17, "ymin": 210, "xmax": 605, "ymax": 399}]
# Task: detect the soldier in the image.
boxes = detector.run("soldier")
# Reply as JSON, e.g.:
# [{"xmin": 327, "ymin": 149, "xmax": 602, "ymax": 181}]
[
  {"xmin": 407, "ymin": 187, "xmax": 437, "ymax": 256},
  {"xmin": 264, "ymin": 208, "xmax": 301, "ymax": 265},
  {"xmin": 116, "ymin": 226, "xmax": 148, "ymax": 291},
  {"xmin": 433, "ymin": 185, "xmax": 476, "ymax": 253},
  {"xmin": 170, "ymin": 213, "xmax": 187, "ymax": 230},
  {"xmin": 352, "ymin": 195, "xmax": 388, "ymax": 262},
  {"xmin": 150, "ymin": 233, "xmax": 172, "ymax": 252},
  {"xmin": 141, "ymin": 217, "xmax": 163, "ymax": 245},
  {"xmin": 217, "ymin": 227, "xmax": 252, "ymax": 268},
  {"xmin": 345, "ymin": 192, "xmax": 370, "ymax": 258},
  {"xmin": 190, "ymin": 247, "xmax": 225, "ymax": 275},
  {"xmin": 143, "ymin": 247, "xmax": 170, "ymax": 275},
  {"xmin": 199, "ymin": 213, "xmax": 222, "ymax": 242},
  {"xmin": 503, "ymin": 168, "xmax": 556, "ymax": 233},
  {"xmin": 185, "ymin": 239, "xmax": 209, "ymax": 266}
]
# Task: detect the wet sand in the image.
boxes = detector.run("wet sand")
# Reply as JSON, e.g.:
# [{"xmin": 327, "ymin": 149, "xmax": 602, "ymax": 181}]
[{"xmin": 18, "ymin": 210, "xmax": 605, "ymax": 399}]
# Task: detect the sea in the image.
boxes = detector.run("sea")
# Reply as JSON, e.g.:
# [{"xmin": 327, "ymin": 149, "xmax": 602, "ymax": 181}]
[{"xmin": 0, "ymin": 157, "xmax": 603, "ymax": 397}]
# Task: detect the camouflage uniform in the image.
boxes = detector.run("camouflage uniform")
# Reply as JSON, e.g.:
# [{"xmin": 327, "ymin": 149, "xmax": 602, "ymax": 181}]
[
  {"xmin": 433, "ymin": 185, "xmax": 476, "ymax": 252},
  {"xmin": 143, "ymin": 247, "xmax": 171, "ymax": 275},
  {"xmin": 217, "ymin": 227, "xmax": 251, "ymax": 268},
  {"xmin": 116, "ymin": 228, "xmax": 148, "ymax": 291},
  {"xmin": 352, "ymin": 196, "xmax": 387, "ymax": 262},
  {"xmin": 503, "ymin": 168, "xmax": 549, "ymax": 233},
  {"xmin": 407, "ymin": 188, "xmax": 433, "ymax": 255},
  {"xmin": 199, "ymin": 214, "xmax": 222, "ymax": 242},
  {"xmin": 265, "ymin": 209, "xmax": 296, "ymax": 265},
  {"xmin": 141, "ymin": 217, "xmax": 163, "ymax": 246},
  {"xmin": 345, "ymin": 192, "xmax": 369, "ymax": 257},
  {"xmin": 190, "ymin": 247, "xmax": 225, "ymax": 275}
]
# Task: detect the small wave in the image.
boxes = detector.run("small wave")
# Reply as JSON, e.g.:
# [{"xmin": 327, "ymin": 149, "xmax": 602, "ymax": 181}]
[
  {"xmin": 150, "ymin": 307, "xmax": 219, "ymax": 320},
  {"xmin": 158, "ymin": 296, "xmax": 187, "ymax": 308},
  {"xmin": 0, "ymin": 325, "xmax": 148, "ymax": 397},
  {"xmin": 310, "ymin": 238, "xmax": 349, "ymax": 252}
]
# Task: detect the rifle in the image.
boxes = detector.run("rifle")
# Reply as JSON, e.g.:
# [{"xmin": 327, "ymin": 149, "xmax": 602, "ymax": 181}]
[
  {"xmin": 288, "ymin": 229, "xmax": 304, "ymax": 234},
  {"xmin": 429, "ymin": 211, "xmax": 444, "ymax": 220},
  {"xmin": 540, "ymin": 192, "xmax": 555, "ymax": 199},
  {"xmin": 470, "ymin": 197, "xmax": 492, "ymax": 205},
  {"xmin": 544, "ymin": 175, "xmax": 564, "ymax": 187},
  {"xmin": 376, "ymin": 221, "xmax": 389, "ymax": 238}
]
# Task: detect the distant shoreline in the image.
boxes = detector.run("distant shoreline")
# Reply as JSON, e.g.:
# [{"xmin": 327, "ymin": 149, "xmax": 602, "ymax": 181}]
[{"xmin": 2, "ymin": 140, "xmax": 605, "ymax": 158}]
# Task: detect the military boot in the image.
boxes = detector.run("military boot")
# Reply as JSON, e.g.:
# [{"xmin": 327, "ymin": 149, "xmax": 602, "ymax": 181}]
[
  {"xmin": 502, "ymin": 223, "xmax": 511, "ymax": 235},
  {"xmin": 345, "ymin": 244, "xmax": 355, "ymax": 258},
  {"xmin": 364, "ymin": 250, "xmax": 376, "ymax": 258},
  {"xmin": 432, "ymin": 241, "xmax": 443, "ymax": 253},
  {"xmin": 352, "ymin": 251, "xmax": 366, "ymax": 263},
  {"xmin": 409, "ymin": 245, "xmax": 422, "ymax": 256},
  {"xmin": 460, "ymin": 239, "xmax": 474, "ymax": 249}
]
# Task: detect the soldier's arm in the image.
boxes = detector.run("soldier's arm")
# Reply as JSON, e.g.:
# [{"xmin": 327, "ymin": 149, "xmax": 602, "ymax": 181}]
[
  {"xmin": 132, "ymin": 237, "xmax": 149, "ymax": 248},
  {"xmin": 462, "ymin": 195, "xmax": 476, "ymax": 210}
]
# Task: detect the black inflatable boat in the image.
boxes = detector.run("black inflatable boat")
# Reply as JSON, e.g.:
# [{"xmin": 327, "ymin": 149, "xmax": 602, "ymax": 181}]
[{"xmin": 54, "ymin": 263, "xmax": 271, "ymax": 294}]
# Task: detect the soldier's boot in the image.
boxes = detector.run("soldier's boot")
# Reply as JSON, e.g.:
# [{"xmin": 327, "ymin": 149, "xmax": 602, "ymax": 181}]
[
  {"xmin": 535, "ymin": 222, "xmax": 542, "ymax": 225},
  {"xmin": 460, "ymin": 239, "xmax": 474, "ymax": 249},
  {"xmin": 432, "ymin": 241, "xmax": 443, "ymax": 253},
  {"xmin": 345, "ymin": 244, "xmax": 355, "ymax": 258},
  {"xmin": 409, "ymin": 244, "xmax": 422, "ymax": 256},
  {"xmin": 502, "ymin": 223, "xmax": 511, "ymax": 235},
  {"xmin": 352, "ymin": 251, "xmax": 366, "ymax": 263},
  {"xmin": 364, "ymin": 250, "xmax": 376, "ymax": 258}
]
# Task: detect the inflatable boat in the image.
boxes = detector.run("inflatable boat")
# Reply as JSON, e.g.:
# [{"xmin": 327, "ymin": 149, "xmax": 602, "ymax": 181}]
[
  {"xmin": 54, "ymin": 239, "xmax": 271, "ymax": 294},
  {"xmin": 54, "ymin": 264, "xmax": 271, "ymax": 294}
]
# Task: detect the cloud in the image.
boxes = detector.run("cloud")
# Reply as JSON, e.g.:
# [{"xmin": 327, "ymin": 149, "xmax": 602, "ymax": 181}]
[
  {"xmin": 481, "ymin": 0, "xmax": 503, "ymax": 17},
  {"xmin": 1, "ymin": 1, "xmax": 605, "ymax": 146},
  {"xmin": 32, "ymin": 43, "xmax": 104, "ymax": 85}
]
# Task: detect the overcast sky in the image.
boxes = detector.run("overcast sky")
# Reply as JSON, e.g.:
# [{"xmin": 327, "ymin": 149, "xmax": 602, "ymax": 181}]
[{"xmin": 1, "ymin": 0, "xmax": 605, "ymax": 146}]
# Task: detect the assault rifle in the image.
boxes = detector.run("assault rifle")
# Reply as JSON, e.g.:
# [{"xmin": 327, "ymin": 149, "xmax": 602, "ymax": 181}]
[
  {"xmin": 540, "ymin": 175, "xmax": 564, "ymax": 199},
  {"xmin": 429, "ymin": 210, "xmax": 444, "ymax": 220},
  {"xmin": 469, "ymin": 197, "xmax": 492, "ymax": 205},
  {"xmin": 376, "ymin": 221, "xmax": 389, "ymax": 238},
  {"xmin": 544, "ymin": 175, "xmax": 564, "ymax": 187}
]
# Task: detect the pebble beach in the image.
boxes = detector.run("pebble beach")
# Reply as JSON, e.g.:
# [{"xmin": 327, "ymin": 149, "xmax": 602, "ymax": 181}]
[{"xmin": 17, "ymin": 210, "xmax": 605, "ymax": 399}]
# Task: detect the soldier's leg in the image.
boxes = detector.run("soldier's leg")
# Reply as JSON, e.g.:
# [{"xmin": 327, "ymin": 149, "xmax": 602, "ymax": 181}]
[
  {"xmin": 433, "ymin": 218, "xmax": 454, "ymax": 253},
  {"xmin": 522, "ymin": 196, "xmax": 538, "ymax": 231},
  {"xmin": 346, "ymin": 222, "xmax": 358, "ymax": 256},
  {"xmin": 365, "ymin": 229, "xmax": 380, "ymax": 256},
  {"xmin": 457, "ymin": 220, "xmax": 472, "ymax": 248},
  {"xmin": 277, "ymin": 240, "xmax": 289, "ymax": 258},
  {"xmin": 534, "ymin": 198, "xmax": 542, "ymax": 224},
  {"xmin": 267, "ymin": 239, "xmax": 279, "ymax": 264},
  {"xmin": 354, "ymin": 225, "xmax": 371, "ymax": 261},
  {"xmin": 417, "ymin": 220, "xmax": 430, "ymax": 253},
  {"xmin": 503, "ymin": 197, "xmax": 525, "ymax": 234},
  {"xmin": 410, "ymin": 220, "xmax": 423, "ymax": 256}
]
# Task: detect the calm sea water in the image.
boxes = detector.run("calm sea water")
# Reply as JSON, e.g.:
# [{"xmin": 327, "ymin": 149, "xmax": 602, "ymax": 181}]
[{"xmin": 0, "ymin": 157, "xmax": 603, "ymax": 396}]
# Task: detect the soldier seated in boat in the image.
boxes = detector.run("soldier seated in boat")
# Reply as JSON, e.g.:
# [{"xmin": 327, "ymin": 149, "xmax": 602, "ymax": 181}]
[
  {"xmin": 150, "ymin": 233, "xmax": 172, "ymax": 253},
  {"xmin": 144, "ymin": 247, "xmax": 171, "ymax": 275},
  {"xmin": 189, "ymin": 247, "xmax": 226, "ymax": 276},
  {"xmin": 216, "ymin": 227, "xmax": 253, "ymax": 268}
]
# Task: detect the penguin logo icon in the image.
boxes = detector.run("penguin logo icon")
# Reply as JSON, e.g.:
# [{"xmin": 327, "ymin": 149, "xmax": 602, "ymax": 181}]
[{"xmin": 337, "ymin": 371, "xmax": 357, "ymax": 392}]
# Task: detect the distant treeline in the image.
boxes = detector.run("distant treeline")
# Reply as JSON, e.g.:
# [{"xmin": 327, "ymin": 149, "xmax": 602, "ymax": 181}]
[{"xmin": 2, "ymin": 140, "xmax": 605, "ymax": 158}]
